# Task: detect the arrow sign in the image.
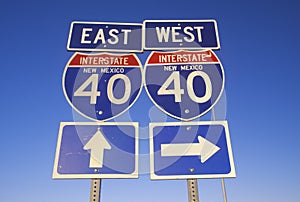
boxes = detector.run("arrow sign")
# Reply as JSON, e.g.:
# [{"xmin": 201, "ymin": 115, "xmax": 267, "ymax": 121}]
[
  {"xmin": 52, "ymin": 122, "xmax": 138, "ymax": 179},
  {"xmin": 149, "ymin": 121, "xmax": 236, "ymax": 179},
  {"xmin": 83, "ymin": 128, "xmax": 112, "ymax": 168},
  {"xmin": 161, "ymin": 136, "xmax": 220, "ymax": 163}
]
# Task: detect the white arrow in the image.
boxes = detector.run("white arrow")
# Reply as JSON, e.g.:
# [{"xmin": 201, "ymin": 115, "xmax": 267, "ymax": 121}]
[
  {"xmin": 161, "ymin": 136, "xmax": 220, "ymax": 163},
  {"xmin": 83, "ymin": 128, "xmax": 111, "ymax": 168}
]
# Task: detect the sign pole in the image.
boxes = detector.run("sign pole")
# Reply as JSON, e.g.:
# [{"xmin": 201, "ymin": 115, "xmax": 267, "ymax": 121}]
[
  {"xmin": 90, "ymin": 179, "xmax": 101, "ymax": 202},
  {"xmin": 221, "ymin": 178, "xmax": 227, "ymax": 202},
  {"xmin": 211, "ymin": 107, "xmax": 228, "ymax": 202},
  {"xmin": 187, "ymin": 179, "xmax": 199, "ymax": 202}
]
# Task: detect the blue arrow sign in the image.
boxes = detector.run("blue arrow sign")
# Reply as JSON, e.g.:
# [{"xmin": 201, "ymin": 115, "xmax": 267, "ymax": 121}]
[
  {"xmin": 144, "ymin": 20, "xmax": 220, "ymax": 50},
  {"xmin": 52, "ymin": 122, "xmax": 138, "ymax": 179},
  {"xmin": 144, "ymin": 50, "xmax": 224, "ymax": 121},
  {"xmin": 63, "ymin": 52, "xmax": 143, "ymax": 121},
  {"xmin": 149, "ymin": 121, "xmax": 235, "ymax": 179},
  {"xmin": 67, "ymin": 21, "xmax": 143, "ymax": 52}
]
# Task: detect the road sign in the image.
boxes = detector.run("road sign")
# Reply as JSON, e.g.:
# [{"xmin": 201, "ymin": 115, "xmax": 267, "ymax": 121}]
[
  {"xmin": 149, "ymin": 121, "xmax": 235, "ymax": 180},
  {"xmin": 67, "ymin": 21, "xmax": 143, "ymax": 52},
  {"xmin": 53, "ymin": 122, "xmax": 138, "ymax": 179},
  {"xmin": 63, "ymin": 52, "xmax": 143, "ymax": 121},
  {"xmin": 144, "ymin": 49, "xmax": 224, "ymax": 121},
  {"xmin": 143, "ymin": 20, "xmax": 220, "ymax": 50}
]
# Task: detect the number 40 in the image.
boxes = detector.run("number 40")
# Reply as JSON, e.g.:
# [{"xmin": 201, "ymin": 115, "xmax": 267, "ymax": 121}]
[
  {"xmin": 73, "ymin": 71, "xmax": 212, "ymax": 105},
  {"xmin": 74, "ymin": 74, "xmax": 131, "ymax": 104},
  {"xmin": 157, "ymin": 71, "xmax": 212, "ymax": 103}
]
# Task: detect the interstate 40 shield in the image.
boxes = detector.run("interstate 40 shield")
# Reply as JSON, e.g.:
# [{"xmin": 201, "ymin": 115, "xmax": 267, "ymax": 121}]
[
  {"xmin": 63, "ymin": 53, "xmax": 143, "ymax": 121},
  {"xmin": 144, "ymin": 50, "xmax": 224, "ymax": 121}
]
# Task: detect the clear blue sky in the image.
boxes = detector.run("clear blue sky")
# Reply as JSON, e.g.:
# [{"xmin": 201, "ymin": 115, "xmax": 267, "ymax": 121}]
[{"xmin": 1, "ymin": 0, "xmax": 300, "ymax": 202}]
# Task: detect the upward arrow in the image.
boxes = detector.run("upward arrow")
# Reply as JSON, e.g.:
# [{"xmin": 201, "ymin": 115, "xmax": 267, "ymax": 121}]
[
  {"xmin": 161, "ymin": 136, "xmax": 220, "ymax": 163},
  {"xmin": 83, "ymin": 128, "xmax": 111, "ymax": 168}
]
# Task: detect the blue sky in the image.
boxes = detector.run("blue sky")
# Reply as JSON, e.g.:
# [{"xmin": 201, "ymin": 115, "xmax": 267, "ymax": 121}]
[{"xmin": 1, "ymin": 0, "xmax": 300, "ymax": 202}]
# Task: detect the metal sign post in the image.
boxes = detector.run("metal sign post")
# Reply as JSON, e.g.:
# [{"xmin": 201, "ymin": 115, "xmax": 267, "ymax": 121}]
[
  {"xmin": 212, "ymin": 107, "xmax": 228, "ymax": 202},
  {"xmin": 221, "ymin": 179, "xmax": 227, "ymax": 202},
  {"xmin": 187, "ymin": 179, "xmax": 199, "ymax": 202},
  {"xmin": 90, "ymin": 179, "xmax": 101, "ymax": 202}
]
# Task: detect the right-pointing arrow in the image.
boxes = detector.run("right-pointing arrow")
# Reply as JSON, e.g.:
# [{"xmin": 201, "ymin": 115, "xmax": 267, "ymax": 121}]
[{"xmin": 161, "ymin": 136, "xmax": 220, "ymax": 163}]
